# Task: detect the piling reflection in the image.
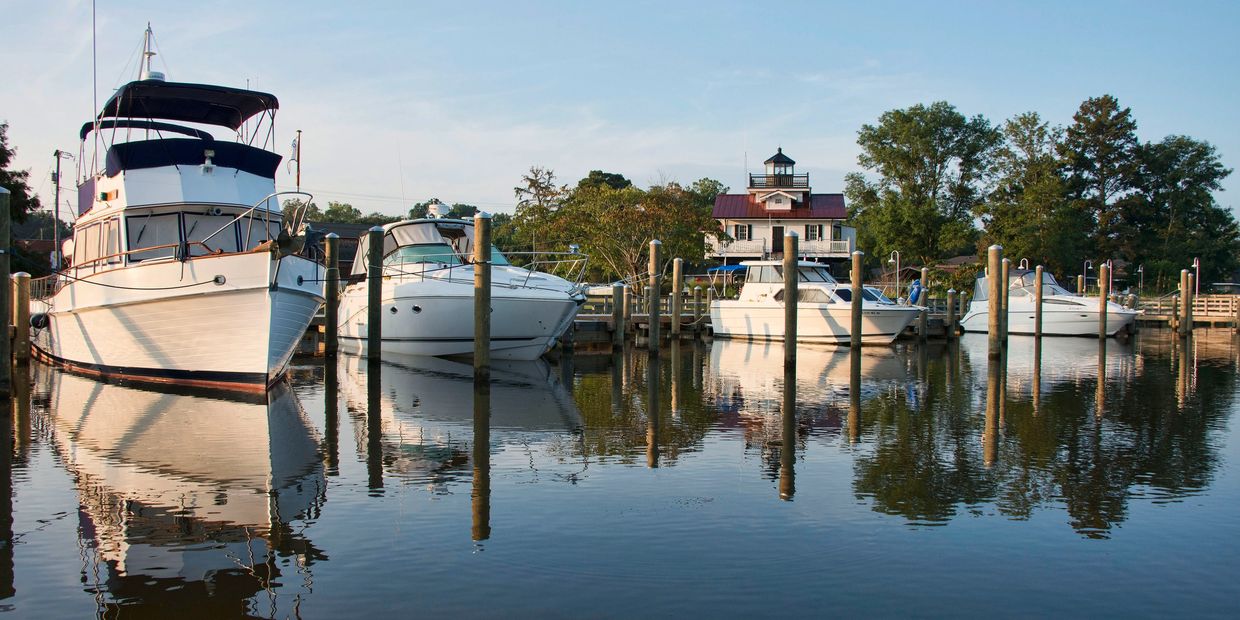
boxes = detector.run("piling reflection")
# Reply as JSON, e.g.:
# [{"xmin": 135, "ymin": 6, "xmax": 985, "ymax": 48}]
[
  {"xmin": 646, "ymin": 353, "xmax": 661, "ymax": 468},
  {"xmin": 779, "ymin": 367, "xmax": 796, "ymax": 500},
  {"xmin": 472, "ymin": 378, "xmax": 491, "ymax": 541},
  {"xmin": 324, "ymin": 355, "xmax": 340, "ymax": 474},
  {"xmin": 31, "ymin": 364, "xmax": 325, "ymax": 615},
  {"xmin": 340, "ymin": 355, "xmax": 581, "ymax": 488},
  {"xmin": 366, "ymin": 359, "xmax": 385, "ymax": 493}
]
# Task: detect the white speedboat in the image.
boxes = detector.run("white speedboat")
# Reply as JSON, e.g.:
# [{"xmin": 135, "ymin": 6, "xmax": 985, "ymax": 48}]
[
  {"xmin": 959, "ymin": 269, "xmax": 1138, "ymax": 337},
  {"xmin": 337, "ymin": 217, "xmax": 585, "ymax": 360},
  {"xmin": 709, "ymin": 260, "xmax": 921, "ymax": 345},
  {"xmin": 28, "ymin": 28, "xmax": 324, "ymax": 392}
]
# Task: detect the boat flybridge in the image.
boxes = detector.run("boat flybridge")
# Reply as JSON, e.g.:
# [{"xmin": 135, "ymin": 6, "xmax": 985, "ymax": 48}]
[
  {"xmin": 959, "ymin": 269, "xmax": 1139, "ymax": 336},
  {"xmin": 709, "ymin": 260, "xmax": 922, "ymax": 345},
  {"xmin": 29, "ymin": 27, "xmax": 324, "ymax": 392},
  {"xmin": 337, "ymin": 216, "xmax": 587, "ymax": 360}
]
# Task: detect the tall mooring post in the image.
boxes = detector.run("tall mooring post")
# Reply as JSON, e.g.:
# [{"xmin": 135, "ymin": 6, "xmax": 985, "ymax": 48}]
[
  {"xmin": 987, "ymin": 245, "xmax": 1003, "ymax": 359},
  {"xmin": 946, "ymin": 289, "xmax": 957, "ymax": 338},
  {"xmin": 1179, "ymin": 269, "xmax": 1191, "ymax": 338},
  {"xmin": 917, "ymin": 266, "xmax": 929, "ymax": 341},
  {"xmin": 324, "ymin": 233, "xmax": 340, "ymax": 356},
  {"xmin": 850, "ymin": 250, "xmax": 864, "ymax": 348},
  {"xmin": 1000, "ymin": 257, "xmax": 1011, "ymax": 342},
  {"xmin": 1034, "ymin": 265, "xmax": 1044, "ymax": 338},
  {"xmin": 1077, "ymin": 274, "xmax": 1085, "ymax": 296},
  {"xmin": 10, "ymin": 273, "xmax": 29, "ymax": 362},
  {"xmin": 671, "ymin": 257, "xmax": 684, "ymax": 338},
  {"xmin": 612, "ymin": 284, "xmax": 625, "ymax": 347},
  {"xmin": 1186, "ymin": 272, "xmax": 1195, "ymax": 336},
  {"xmin": 474, "ymin": 213, "xmax": 492, "ymax": 377},
  {"xmin": 783, "ymin": 232, "xmax": 798, "ymax": 367},
  {"xmin": 0, "ymin": 188, "xmax": 11, "ymax": 396},
  {"xmin": 647, "ymin": 240, "xmax": 662, "ymax": 351},
  {"xmin": 692, "ymin": 286, "xmax": 703, "ymax": 335},
  {"xmin": 623, "ymin": 285, "xmax": 633, "ymax": 333},
  {"xmin": 1098, "ymin": 262, "xmax": 1110, "ymax": 339},
  {"xmin": 366, "ymin": 226, "xmax": 384, "ymax": 362}
]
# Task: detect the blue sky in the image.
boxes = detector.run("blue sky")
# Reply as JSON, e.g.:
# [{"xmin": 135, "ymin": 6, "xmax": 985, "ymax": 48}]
[{"xmin": 3, "ymin": 0, "xmax": 1237, "ymax": 217}]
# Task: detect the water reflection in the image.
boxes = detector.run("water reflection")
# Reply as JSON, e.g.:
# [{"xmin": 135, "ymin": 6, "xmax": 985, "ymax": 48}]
[
  {"xmin": 32, "ymin": 365, "xmax": 325, "ymax": 615},
  {"xmin": 338, "ymin": 355, "xmax": 582, "ymax": 489}
]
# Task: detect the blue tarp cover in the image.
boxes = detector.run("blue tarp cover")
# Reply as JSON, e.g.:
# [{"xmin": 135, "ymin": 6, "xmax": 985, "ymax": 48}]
[{"xmin": 707, "ymin": 265, "xmax": 748, "ymax": 273}]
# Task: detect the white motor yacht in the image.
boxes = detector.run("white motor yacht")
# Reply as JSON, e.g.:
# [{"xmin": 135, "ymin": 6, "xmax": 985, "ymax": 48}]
[
  {"xmin": 29, "ymin": 28, "xmax": 324, "ymax": 392},
  {"xmin": 959, "ymin": 269, "xmax": 1139, "ymax": 337},
  {"xmin": 709, "ymin": 260, "xmax": 921, "ymax": 345},
  {"xmin": 337, "ymin": 217, "xmax": 585, "ymax": 360}
]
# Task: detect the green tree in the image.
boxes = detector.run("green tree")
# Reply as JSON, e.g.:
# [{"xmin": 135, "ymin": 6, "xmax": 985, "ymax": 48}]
[
  {"xmin": 575, "ymin": 170, "xmax": 632, "ymax": 191},
  {"xmin": 322, "ymin": 201, "xmax": 364, "ymax": 223},
  {"xmin": 1120, "ymin": 135, "xmax": 1236, "ymax": 290},
  {"xmin": 978, "ymin": 112, "xmax": 1088, "ymax": 276},
  {"xmin": 845, "ymin": 102, "xmax": 1000, "ymax": 264},
  {"xmin": 1059, "ymin": 95, "xmax": 1139, "ymax": 259},
  {"xmin": 0, "ymin": 121, "xmax": 41, "ymax": 223},
  {"xmin": 513, "ymin": 166, "xmax": 568, "ymax": 252}
]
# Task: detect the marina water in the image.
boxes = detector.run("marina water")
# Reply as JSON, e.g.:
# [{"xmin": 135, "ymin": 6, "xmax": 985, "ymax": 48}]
[{"xmin": 2, "ymin": 328, "xmax": 1238, "ymax": 616}]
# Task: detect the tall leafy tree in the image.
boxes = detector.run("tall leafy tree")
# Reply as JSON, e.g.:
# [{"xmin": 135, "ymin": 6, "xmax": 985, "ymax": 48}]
[
  {"xmin": 845, "ymin": 102, "xmax": 1000, "ymax": 264},
  {"xmin": 0, "ymin": 121, "xmax": 41, "ymax": 223},
  {"xmin": 512, "ymin": 166, "xmax": 568, "ymax": 252},
  {"xmin": 1059, "ymin": 95, "xmax": 1139, "ymax": 259},
  {"xmin": 979, "ymin": 112, "xmax": 1088, "ymax": 276},
  {"xmin": 575, "ymin": 170, "xmax": 632, "ymax": 191},
  {"xmin": 1120, "ymin": 135, "xmax": 1236, "ymax": 289}
]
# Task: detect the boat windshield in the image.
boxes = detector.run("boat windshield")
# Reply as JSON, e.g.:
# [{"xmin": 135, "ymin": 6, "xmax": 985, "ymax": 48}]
[
  {"xmin": 384, "ymin": 244, "xmax": 462, "ymax": 266},
  {"xmin": 798, "ymin": 266, "xmax": 838, "ymax": 283}
]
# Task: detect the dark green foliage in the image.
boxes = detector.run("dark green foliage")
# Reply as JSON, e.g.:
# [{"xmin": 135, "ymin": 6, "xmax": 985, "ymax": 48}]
[
  {"xmin": 0, "ymin": 121, "xmax": 41, "ymax": 223},
  {"xmin": 1060, "ymin": 95, "xmax": 1140, "ymax": 258}
]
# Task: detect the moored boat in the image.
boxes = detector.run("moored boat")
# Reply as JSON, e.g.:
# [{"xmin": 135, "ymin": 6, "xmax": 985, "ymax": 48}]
[
  {"xmin": 959, "ymin": 269, "xmax": 1139, "ymax": 337},
  {"xmin": 29, "ymin": 27, "xmax": 324, "ymax": 392},
  {"xmin": 336, "ymin": 216, "xmax": 585, "ymax": 360},
  {"xmin": 709, "ymin": 260, "xmax": 921, "ymax": 345}
]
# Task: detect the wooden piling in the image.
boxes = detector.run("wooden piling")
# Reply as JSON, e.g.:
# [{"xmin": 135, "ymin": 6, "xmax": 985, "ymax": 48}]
[
  {"xmin": 0, "ymin": 187, "xmax": 10, "ymax": 396},
  {"xmin": 1034, "ymin": 265, "xmax": 1044, "ymax": 338},
  {"xmin": 1077, "ymin": 274, "xmax": 1085, "ymax": 296},
  {"xmin": 366, "ymin": 226, "xmax": 384, "ymax": 361},
  {"xmin": 10, "ymin": 273, "xmax": 28, "ymax": 362},
  {"xmin": 1098, "ymin": 262, "xmax": 1110, "ymax": 338},
  {"xmin": 946, "ymin": 289, "xmax": 957, "ymax": 338},
  {"xmin": 850, "ymin": 250, "xmax": 864, "ymax": 348},
  {"xmin": 1171, "ymin": 294, "xmax": 1180, "ymax": 332},
  {"xmin": 987, "ymin": 245, "xmax": 1002, "ymax": 359},
  {"xmin": 474, "ymin": 213, "xmax": 492, "ymax": 376},
  {"xmin": 324, "ymin": 233, "xmax": 340, "ymax": 356},
  {"xmin": 918, "ymin": 267, "xmax": 929, "ymax": 341},
  {"xmin": 692, "ymin": 286, "xmax": 702, "ymax": 335},
  {"xmin": 1186, "ymin": 272, "xmax": 1195, "ymax": 336},
  {"xmin": 671, "ymin": 257, "xmax": 683, "ymax": 337},
  {"xmin": 783, "ymin": 232, "xmax": 798, "ymax": 367},
  {"xmin": 612, "ymin": 284, "xmax": 625, "ymax": 347},
  {"xmin": 1179, "ymin": 270, "xmax": 1190, "ymax": 338},
  {"xmin": 648, "ymin": 240, "xmax": 661, "ymax": 351},
  {"xmin": 1000, "ymin": 257, "xmax": 1011, "ymax": 343},
  {"xmin": 623, "ymin": 285, "xmax": 633, "ymax": 332}
]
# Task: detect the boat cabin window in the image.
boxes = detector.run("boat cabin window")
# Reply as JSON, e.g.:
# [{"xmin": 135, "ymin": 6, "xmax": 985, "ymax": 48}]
[
  {"xmin": 747, "ymin": 265, "xmax": 783, "ymax": 283},
  {"xmin": 127, "ymin": 213, "xmax": 181, "ymax": 262},
  {"xmin": 384, "ymin": 244, "xmax": 463, "ymax": 266},
  {"xmin": 797, "ymin": 266, "xmax": 837, "ymax": 283},
  {"xmin": 103, "ymin": 218, "xmax": 121, "ymax": 264},
  {"xmin": 184, "ymin": 212, "xmax": 241, "ymax": 256},
  {"xmin": 74, "ymin": 223, "xmax": 100, "ymax": 271},
  {"xmin": 490, "ymin": 246, "xmax": 510, "ymax": 266}
]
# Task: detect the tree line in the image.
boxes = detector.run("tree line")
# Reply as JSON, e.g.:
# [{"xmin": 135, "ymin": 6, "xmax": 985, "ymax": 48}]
[{"xmin": 846, "ymin": 96, "xmax": 1237, "ymax": 292}]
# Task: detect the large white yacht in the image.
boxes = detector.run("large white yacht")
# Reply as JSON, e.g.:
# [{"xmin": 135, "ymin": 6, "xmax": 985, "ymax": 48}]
[
  {"xmin": 709, "ymin": 260, "xmax": 921, "ymax": 345},
  {"xmin": 959, "ymin": 269, "xmax": 1139, "ymax": 337},
  {"xmin": 29, "ymin": 28, "xmax": 324, "ymax": 392},
  {"xmin": 336, "ymin": 216, "xmax": 585, "ymax": 360}
]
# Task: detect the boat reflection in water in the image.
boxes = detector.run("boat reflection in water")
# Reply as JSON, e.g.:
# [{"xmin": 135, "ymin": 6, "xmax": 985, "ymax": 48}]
[
  {"xmin": 33, "ymin": 364, "xmax": 325, "ymax": 615},
  {"xmin": 339, "ymin": 354, "xmax": 583, "ymax": 489},
  {"xmin": 956, "ymin": 333, "xmax": 1142, "ymax": 400}
]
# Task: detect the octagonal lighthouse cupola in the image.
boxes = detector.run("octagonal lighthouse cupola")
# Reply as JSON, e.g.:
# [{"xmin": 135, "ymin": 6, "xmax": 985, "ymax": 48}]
[{"xmin": 748, "ymin": 147, "xmax": 809, "ymax": 211}]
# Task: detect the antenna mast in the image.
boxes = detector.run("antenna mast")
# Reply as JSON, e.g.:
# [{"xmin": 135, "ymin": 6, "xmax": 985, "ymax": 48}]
[{"xmin": 139, "ymin": 23, "xmax": 156, "ymax": 80}]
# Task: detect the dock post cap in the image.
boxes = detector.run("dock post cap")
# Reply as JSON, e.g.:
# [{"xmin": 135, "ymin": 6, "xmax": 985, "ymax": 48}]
[
  {"xmin": 11, "ymin": 272, "xmax": 30, "ymax": 278},
  {"xmin": 325, "ymin": 232, "xmax": 339, "ymax": 239},
  {"xmin": 0, "ymin": 187, "xmax": 9, "ymax": 196},
  {"xmin": 784, "ymin": 230, "xmax": 799, "ymax": 238},
  {"xmin": 649, "ymin": 239, "xmax": 662, "ymax": 245},
  {"xmin": 474, "ymin": 211, "xmax": 492, "ymax": 219},
  {"xmin": 851, "ymin": 250, "xmax": 864, "ymax": 257},
  {"xmin": 988, "ymin": 244, "xmax": 1003, "ymax": 251},
  {"xmin": 947, "ymin": 288, "xmax": 956, "ymax": 293},
  {"xmin": 368, "ymin": 225, "xmax": 385, "ymax": 233}
]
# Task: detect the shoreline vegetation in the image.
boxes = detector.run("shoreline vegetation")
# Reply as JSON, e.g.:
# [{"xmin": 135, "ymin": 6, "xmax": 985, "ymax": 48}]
[{"xmin": 5, "ymin": 95, "xmax": 1234, "ymax": 292}]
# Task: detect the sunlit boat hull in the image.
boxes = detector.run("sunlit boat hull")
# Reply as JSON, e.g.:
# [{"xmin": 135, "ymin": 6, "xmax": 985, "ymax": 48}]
[
  {"xmin": 31, "ymin": 252, "xmax": 324, "ymax": 392},
  {"xmin": 960, "ymin": 298, "xmax": 1139, "ymax": 337},
  {"xmin": 710, "ymin": 301, "xmax": 921, "ymax": 345}
]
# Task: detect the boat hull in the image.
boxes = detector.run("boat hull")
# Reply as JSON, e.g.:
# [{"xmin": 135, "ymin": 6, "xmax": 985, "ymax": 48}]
[
  {"xmin": 31, "ymin": 252, "xmax": 324, "ymax": 392},
  {"xmin": 709, "ymin": 301, "xmax": 921, "ymax": 345},
  {"xmin": 960, "ymin": 300, "xmax": 1138, "ymax": 337},
  {"xmin": 339, "ymin": 290, "xmax": 580, "ymax": 361}
]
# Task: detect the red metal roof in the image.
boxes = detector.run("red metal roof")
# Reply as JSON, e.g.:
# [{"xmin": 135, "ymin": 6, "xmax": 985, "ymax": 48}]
[{"xmin": 712, "ymin": 193, "xmax": 846, "ymax": 219}]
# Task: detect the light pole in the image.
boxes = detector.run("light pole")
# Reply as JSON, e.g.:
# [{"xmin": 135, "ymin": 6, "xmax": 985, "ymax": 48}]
[
  {"xmin": 1018, "ymin": 258, "xmax": 1029, "ymax": 270},
  {"xmin": 1192, "ymin": 257, "xmax": 1200, "ymax": 297},
  {"xmin": 1105, "ymin": 259, "xmax": 1114, "ymax": 297},
  {"xmin": 1137, "ymin": 264, "xmax": 1144, "ymax": 295},
  {"xmin": 1082, "ymin": 260, "xmax": 1093, "ymax": 295},
  {"xmin": 888, "ymin": 250, "xmax": 900, "ymax": 301},
  {"xmin": 51, "ymin": 149, "xmax": 74, "ymax": 271}
]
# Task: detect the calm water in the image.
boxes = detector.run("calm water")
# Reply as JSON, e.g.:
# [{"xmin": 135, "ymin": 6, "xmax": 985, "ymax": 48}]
[{"xmin": 2, "ymin": 329, "xmax": 1238, "ymax": 617}]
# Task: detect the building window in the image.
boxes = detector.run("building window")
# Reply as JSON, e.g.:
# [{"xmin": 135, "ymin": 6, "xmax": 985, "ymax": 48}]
[
  {"xmin": 805, "ymin": 224, "xmax": 823, "ymax": 241},
  {"xmin": 733, "ymin": 224, "xmax": 753, "ymax": 241},
  {"xmin": 774, "ymin": 197, "xmax": 784, "ymax": 204},
  {"xmin": 832, "ymin": 224, "xmax": 843, "ymax": 240}
]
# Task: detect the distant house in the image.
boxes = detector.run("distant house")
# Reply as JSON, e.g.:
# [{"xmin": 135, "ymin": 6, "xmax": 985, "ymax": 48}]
[
  {"xmin": 309, "ymin": 221, "xmax": 371, "ymax": 275},
  {"xmin": 706, "ymin": 148, "xmax": 856, "ymax": 269}
]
